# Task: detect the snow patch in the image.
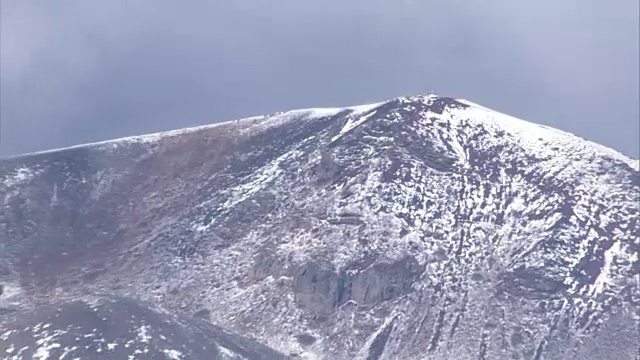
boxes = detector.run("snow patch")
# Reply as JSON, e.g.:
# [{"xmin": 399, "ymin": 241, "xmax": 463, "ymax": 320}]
[
  {"xmin": 347, "ymin": 101, "xmax": 385, "ymax": 115},
  {"xmin": 590, "ymin": 241, "xmax": 623, "ymax": 296},
  {"xmin": 216, "ymin": 344, "xmax": 248, "ymax": 359},
  {"xmin": 196, "ymin": 149, "xmax": 301, "ymax": 232},
  {"xmin": 331, "ymin": 103, "xmax": 384, "ymax": 142},
  {"xmin": 163, "ymin": 349, "xmax": 183, "ymax": 359},
  {"xmin": 332, "ymin": 111, "xmax": 378, "ymax": 142},
  {"xmin": 136, "ymin": 325, "xmax": 152, "ymax": 343},
  {"xmin": 3, "ymin": 167, "xmax": 37, "ymax": 187}
]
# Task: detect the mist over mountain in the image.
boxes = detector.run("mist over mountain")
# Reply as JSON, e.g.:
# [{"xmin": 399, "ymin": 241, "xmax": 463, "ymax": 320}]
[{"xmin": 1, "ymin": 94, "xmax": 638, "ymax": 359}]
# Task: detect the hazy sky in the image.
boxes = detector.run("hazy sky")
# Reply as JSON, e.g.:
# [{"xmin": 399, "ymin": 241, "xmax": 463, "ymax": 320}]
[{"xmin": 1, "ymin": 0, "xmax": 638, "ymax": 157}]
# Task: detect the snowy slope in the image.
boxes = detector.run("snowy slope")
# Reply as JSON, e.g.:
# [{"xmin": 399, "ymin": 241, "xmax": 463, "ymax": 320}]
[{"xmin": 0, "ymin": 94, "xmax": 638, "ymax": 359}]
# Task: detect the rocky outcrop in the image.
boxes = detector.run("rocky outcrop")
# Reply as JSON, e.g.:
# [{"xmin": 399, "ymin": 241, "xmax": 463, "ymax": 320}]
[
  {"xmin": 345, "ymin": 257, "xmax": 424, "ymax": 306},
  {"xmin": 293, "ymin": 261, "xmax": 343, "ymax": 315},
  {"xmin": 292, "ymin": 257, "xmax": 425, "ymax": 315}
]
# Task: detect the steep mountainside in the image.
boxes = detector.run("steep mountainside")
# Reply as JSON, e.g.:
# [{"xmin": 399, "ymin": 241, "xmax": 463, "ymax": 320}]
[{"xmin": 1, "ymin": 94, "xmax": 639, "ymax": 359}]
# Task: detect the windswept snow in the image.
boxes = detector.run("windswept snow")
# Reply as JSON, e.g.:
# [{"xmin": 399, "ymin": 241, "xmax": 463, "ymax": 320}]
[
  {"xmin": 456, "ymin": 99, "xmax": 639, "ymax": 170},
  {"xmin": 2, "ymin": 108, "xmax": 342, "ymax": 160}
]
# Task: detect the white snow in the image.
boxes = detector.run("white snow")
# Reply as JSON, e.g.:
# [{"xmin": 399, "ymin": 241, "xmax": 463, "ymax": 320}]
[
  {"xmin": 1, "ymin": 93, "xmax": 637, "ymax": 360},
  {"xmin": 353, "ymin": 313, "xmax": 398, "ymax": 360},
  {"xmin": 6, "ymin": 107, "xmax": 345, "ymax": 160},
  {"xmin": 163, "ymin": 349, "xmax": 183, "ymax": 359},
  {"xmin": 195, "ymin": 149, "xmax": 301, "ymax": 233},
  {"xmin": 3, "ymin": 99, "xmax": 385, "ymax": 162},
  {"xmin": 9, "ymin": 346, "xmax": 31, "ymax": 360},
  {"xmin": 243, "ymin": 108, "xmax": 341, "ymax": 136},
  {"xmin": 456, "ymin": 99, "xmax": 639, "ymax": 170},
  {"xmin": 332, "ymin": 111, "xmax": 378, "ymax": 142},
  {"xmin": 7, "ymin": 119, "xmax": 244, "ymax": 158},
  {"xmin": 331, "ymin": 102, "xmax": 385, "ymax": 142},
  {"xmin": 217, "ymin": 344, "xmax": 243, "ymax": 359},
  {"xmin": 32, "ymin": 341, "xmax": 61, "ymax": 360},
  {"xmin": 282, "ymin": 107, "xmax": 344, "ymax": 119},
  {"xmin": 347, "ymin": 101, "xmax": 385, "ymax": 114},
  {"xmin": 28, "ymin": 327, "xmax": 69, "ymax": 360},
  {"xmin": 59, "ymin": 346, "xmax": 78, "ymax": 359},
  {"xmin": 136, "ymin": 325, "xmax": 152, "ymax": 343},
  {"xmin": 3, "ymin": 167, "xmax": 37, "ymax": 187},
  {"xmin": 1, "ymin": 330, "xmax": 14, "ymax": 341},
  {"xmin": 590, "ymin": 241, "xmax": 623, "ymax": 296}
]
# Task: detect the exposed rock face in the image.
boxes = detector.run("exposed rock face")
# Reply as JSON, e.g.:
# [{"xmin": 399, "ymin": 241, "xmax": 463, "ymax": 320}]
[
  {"xmin": 292, "ymin": 256, "xmax": 424, "ymax": 316},
  {"xmin": 346, "ymin": 257, "xmax": 423, "ymax": 306},
  {"xmin": 1, "ymin": 94, "xmax": 639, "ymax": 359}
]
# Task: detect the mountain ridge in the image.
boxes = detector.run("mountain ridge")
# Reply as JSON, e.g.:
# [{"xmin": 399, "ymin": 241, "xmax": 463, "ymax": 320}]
[{"xmin": 3, "ymin": 94, "xmax": 637, "ymax": 167}]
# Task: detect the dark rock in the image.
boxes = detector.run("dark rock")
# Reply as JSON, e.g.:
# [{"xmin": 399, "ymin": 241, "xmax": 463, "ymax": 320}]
[
  {"xmin": 345, "ymin": 257, "xmax": 424, "ymax": 305},
  {"xmin": 249, "ymin": 245, "xmax": 288, "ymax": 282},
  {"xmin": 194, "ymin": 308, "xmax": 211, "ymax": 320},
  {"xmin": 293, "ymin": 261, "xmax": 342, "ymax": 315},
  {"xmin": 295, "ymin": 334, "xmax": 316, "ymax": 346},
  {"xmin": 293, "ymin": 257, "xmax": 423, "ymax": 315}
]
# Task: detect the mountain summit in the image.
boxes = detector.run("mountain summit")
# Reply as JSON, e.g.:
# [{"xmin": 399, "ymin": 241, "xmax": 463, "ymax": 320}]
[{"xmin": 1, "ymin": 94, "xmax": 638, "ymax": 359}]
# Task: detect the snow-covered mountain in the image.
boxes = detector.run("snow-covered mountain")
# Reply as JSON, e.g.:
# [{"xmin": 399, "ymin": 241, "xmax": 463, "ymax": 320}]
[{"xmin": 1, "ymin": 94, "xmax": 638, "ymax": 359}]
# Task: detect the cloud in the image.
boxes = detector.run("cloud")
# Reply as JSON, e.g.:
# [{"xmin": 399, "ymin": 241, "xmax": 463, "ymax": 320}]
[{"xmin": 1, "ymin": 0, "xmax": 638, "ymax": 157}]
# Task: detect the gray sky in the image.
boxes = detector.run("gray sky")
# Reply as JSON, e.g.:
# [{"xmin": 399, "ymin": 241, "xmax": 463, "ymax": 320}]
[{"xmin": 1, "ymin": 0, "xmax": 638, "ymax": 157}]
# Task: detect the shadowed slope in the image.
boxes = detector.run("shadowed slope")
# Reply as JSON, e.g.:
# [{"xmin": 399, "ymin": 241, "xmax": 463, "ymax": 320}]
[{"xmin": 0, "ymin": 296, "xmax": 289, "ymax": 360}]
